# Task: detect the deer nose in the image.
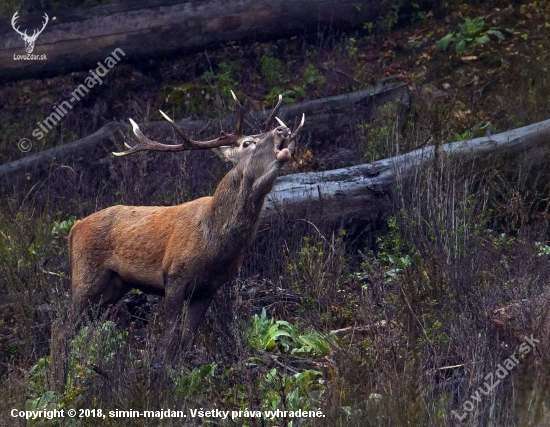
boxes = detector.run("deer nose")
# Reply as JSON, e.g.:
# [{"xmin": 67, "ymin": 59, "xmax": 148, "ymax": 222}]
[{"xmin": 277, "ymin": 128, "xmax": 290, "ymax": 138}]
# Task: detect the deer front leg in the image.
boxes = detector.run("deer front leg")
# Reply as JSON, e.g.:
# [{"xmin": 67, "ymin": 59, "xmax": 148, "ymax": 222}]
[
  {"xmin": 164, "ymin": 298, "xmax": 213, "ymax": 361},
  {"xmin": 163, "ymin": 279, "xmax": 214, "ymax": 362},
  {"xmin": 180, "ymin": 297, "xmax": 213, "ymax": 349},
  {"xmin": 163, "ymin": 283, "xmax": 186, "ymax": 361},
  {"xmin": 178, "ymin": 272, "xmax": 236, "ymax": 351}
]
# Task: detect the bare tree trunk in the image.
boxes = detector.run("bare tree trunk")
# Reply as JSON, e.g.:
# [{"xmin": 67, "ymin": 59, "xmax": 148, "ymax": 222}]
[{"xmin": 0, "ymin": 0, "xmax": 380, "ymax": 81}]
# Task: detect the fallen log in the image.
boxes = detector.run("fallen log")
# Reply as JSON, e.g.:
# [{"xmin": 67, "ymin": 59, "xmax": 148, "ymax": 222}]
[
  {"xmin": 0, "ymin": 83, "xmax": 409, "ymax": 183},
  {"xmin": 0, "ymin": 0, "xmax": 380, "ymax": 82},
  {"xmin": 260, "ymin": 118, "xmax": 550, "ymax": 226}
]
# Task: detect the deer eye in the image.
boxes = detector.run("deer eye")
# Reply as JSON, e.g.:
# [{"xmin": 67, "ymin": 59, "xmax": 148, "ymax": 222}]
[{"xmin": 242, "ymin": 140, "xmax": 255, "ymax": 148}]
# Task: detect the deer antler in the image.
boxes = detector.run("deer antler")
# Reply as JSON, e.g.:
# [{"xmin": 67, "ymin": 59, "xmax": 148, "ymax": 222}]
[
  {"xmin": 113, "ymin": 92, "xmax": 247, "ymax": 156},
  {"xmin": 113, "ymin": 118, "xmax": 239, "ymax": 157},
  {"xmin": 29, "ymin": 13, "xmax": 49, "ymax": 41},
  {"xmin": 263, "ymin": 95, "xmax": 283, "ymax": 132},
  {"xmin": 11, "ymin": 11, "xmax": 48, "ymax": 40},
  {"xmin": 275, "ymin": 114, "xmax": 305, "ymax": 143},
  {"xmin": 11, "ymin": 11, "xmax": 27, "ymax": 38},
  {"xmin": 230, "ymin": 90, "xmax": 245, "ymax": 135},
  {"xmin": 290, "ymin": 113, "xmax": 305, "ymax": 141}
]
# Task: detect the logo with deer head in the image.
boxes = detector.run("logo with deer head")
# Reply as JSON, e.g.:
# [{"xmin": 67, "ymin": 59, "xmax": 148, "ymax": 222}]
[{"xmin": 11, "ymin": 11, "xmax": 49, "ymax": 54}]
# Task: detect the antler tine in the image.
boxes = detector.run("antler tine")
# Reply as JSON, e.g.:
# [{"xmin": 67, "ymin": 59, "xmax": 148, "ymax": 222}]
[
  {"xmin": 230, "ymin": 90, "xmax": 246, "ymax": 135},
  {"xmin": 159, "ymin": 110, "xmax": 195, "ymax": 148},
  {"xmin": 289, "ymin": 113, "xmax": 305, "ymax": 141},
  {"xmin": 263, "ymin": 94, "xmax": 283, "ymax": 132},
  {"xmin": 275, "ymin": 117, "xmax": 287, "ymax": 128},
  {"xmin": 11, "ymin": 11, "xmax": 27, "ymax": 37},
  {"xmin": 159, "ymin": 110, "xmax": 240, "ymax": 149},
  {"xmin": 31, "ymin": 13, "xmax": 48, "ymax": 38},
  {"xmin": 113, "ymin": 118, "xmax": 181, "ymax": 156}
]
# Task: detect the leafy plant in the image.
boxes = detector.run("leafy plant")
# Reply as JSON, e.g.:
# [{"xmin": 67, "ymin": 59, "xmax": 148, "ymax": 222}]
[
  {"xmin": 260, "ymin": 56, "xmax": 285, "ymax": 87},
  {"xmin": 26, "ymin": 391, "xmax": 59, "ymax": 427},
  {"xmin": 51, "ymin": 216, "xmax": 77, "ymax": 236},
  {"xmin": 71, "ymin": 321, "xmax": 128, "ymax": 367},
  {"xmin": 159, "ymin": 83, "xmax": 216, "ymax": 116},
  {"xmin": 346, "ymin": 37, "xmax": 358, "ymax": 57},
  {"xmin": 261, "ymin": 367, "xmax": 325, "ymax": 425},
  {"xmin": 377, "ymin": 216, "xmax": 408, "ymax": 263},
  {"xmin": 408, "ymin": 37, "xmax": 421, "ymax": 50},
  {"xmin": 172, "ymin": 363, "xmax": 217, "ymax": 399},
  {"xmin": 59, "ymin": 321, "xmax": 129, "ymax": 408},
  {"xmin": 25, "ymin": 358, "xmax": 60, "ymax": 426},
  {"xmin": 28, "ymin": 357, "xmax": 51, "ymax": 398},
  {"xmin": 453, "ymin": 130, "xmax": 472, "ymax": 141},
  {"xmin": 437, "ymin": 17, "xmax": 504, "ymax": 55},
  {"xmin": 374, "ymin": 0, "xmax": 401, "ymax": 33},
  {"xmin": 250, "ymin": 308, "xmax": 332, "ymax": 356},
  {"xmin": 265, "ymin": 64, "xmax": 325, "ymax": 104},
  {"xmin": 66, "ymin": 320, "xmax": 128, "ymax": 396},
  {"xmin": 535, "ymin": 242, "xmax": 550, "ymax": 256},
  {"xmin": 363, "ymin": 21, "xmax": 374, "ymax": 33},
  {"xmin": 202, "ymin": 61, "xmax": 239, "ymax": 95},
  {"xmin": 411, "ymin": 2, "xmax": 428, "ymax": 22},
  {"xmin": 302, "ymin": 64, "xmax": 326, "ymax": 87}
]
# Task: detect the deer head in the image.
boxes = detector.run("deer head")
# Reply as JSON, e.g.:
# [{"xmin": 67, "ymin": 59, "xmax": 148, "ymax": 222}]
[
  {"xmin": 113, "ymin": 91, "xmax": 305, "ymax": 203},
  {"xmin": 11, "ymin": 11, "xmax": 49, "ymax": 54}
]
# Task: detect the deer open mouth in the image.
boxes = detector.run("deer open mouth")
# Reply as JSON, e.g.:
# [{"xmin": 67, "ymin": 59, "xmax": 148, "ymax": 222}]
[{"xmin": 278, "ymin": 138, "xmax": 289, "ymax": 151}]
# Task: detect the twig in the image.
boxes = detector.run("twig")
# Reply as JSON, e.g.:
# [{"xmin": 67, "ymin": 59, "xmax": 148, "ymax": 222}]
[
  {"xmin": 379, "ymin": 75, "xmax": 402, "ymax": 84},
  {"xmin": 89, "ymin": 364, "xmax": 111, "ymax": 380},
  {"xmin": 258, "ymin": 351, "xmax": 300, "ymax": 375},
  {"xmin": 295, "ymin": 219, "xmax": 333, "ymax": 249},
  {"xmin": 437, "ymin": 364, "xmax": 464, "ymax": 371},
  {"xmin": 329, "ymin": 322, "xmax": 387, "ymax": 337},
  {"xmin": 40, "ymin": 269, "xmax": 65, "ymax": 278}
]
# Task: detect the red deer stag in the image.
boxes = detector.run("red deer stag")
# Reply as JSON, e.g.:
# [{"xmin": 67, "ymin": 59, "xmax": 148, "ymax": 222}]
[{"xmin": 52, "ymin": 92, "xmax": 304, "ymax": 389}]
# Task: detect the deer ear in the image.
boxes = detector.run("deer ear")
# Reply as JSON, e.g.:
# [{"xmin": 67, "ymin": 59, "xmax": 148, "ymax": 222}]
[{"xmin": 212, "ymin": 146, "xmax": 240, "ymax": 165}]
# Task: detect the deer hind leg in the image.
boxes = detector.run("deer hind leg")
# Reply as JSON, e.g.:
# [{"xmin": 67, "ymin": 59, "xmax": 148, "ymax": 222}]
[
  {"xmin": 52, "ymin": 268, "xmax": 129, "ymax": 393},
  {"xmin": 71, "ymin": 269, "xmax": 131, "ymax": 317}
]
